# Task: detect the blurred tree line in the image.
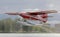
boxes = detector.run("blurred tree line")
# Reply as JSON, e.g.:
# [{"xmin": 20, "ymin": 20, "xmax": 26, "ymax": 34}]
[{"xmin": 0, "ymin": 18, "xmax": 48, "ymax": 33}]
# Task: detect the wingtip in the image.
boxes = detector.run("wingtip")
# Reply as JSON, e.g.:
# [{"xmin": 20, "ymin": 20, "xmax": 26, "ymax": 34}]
[{"xmin": 49, "ymin": 10, "xmax": 58, "ymax": 13}]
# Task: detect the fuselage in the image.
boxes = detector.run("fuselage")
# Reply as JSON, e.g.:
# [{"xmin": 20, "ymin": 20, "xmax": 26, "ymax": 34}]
[{"xmin": 19, "ymin": 12, "xmax": 48, "ymax": 23}]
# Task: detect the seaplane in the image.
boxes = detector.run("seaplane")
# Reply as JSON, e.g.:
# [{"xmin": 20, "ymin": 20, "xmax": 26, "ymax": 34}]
[{"xmin": 5, "ymin": 10, "xmax": 57, "ymax": 26}]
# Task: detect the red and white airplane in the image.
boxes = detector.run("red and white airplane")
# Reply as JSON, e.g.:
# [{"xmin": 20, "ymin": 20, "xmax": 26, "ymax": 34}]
[{"xmin": 5, "ymin": 10, "xmax": 57, "ymax": 26}]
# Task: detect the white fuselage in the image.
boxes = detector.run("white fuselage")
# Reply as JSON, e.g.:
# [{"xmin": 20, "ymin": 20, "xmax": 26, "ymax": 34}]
[{"xmin": 16, "ymin": 15, "xmax": 43, "ymax": 26}]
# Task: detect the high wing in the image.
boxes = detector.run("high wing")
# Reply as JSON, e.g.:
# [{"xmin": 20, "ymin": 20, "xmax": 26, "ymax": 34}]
[
  {"xmin": 5, "ymin": 10, "xmax": 57, "ymax": 15},
  {"xmin": 5, "ymin": 12, "xmax": 19, "ymax": 15},
  {"xmin": 27, "ymin": 10, "xmax": 57, "ymax": 15}
]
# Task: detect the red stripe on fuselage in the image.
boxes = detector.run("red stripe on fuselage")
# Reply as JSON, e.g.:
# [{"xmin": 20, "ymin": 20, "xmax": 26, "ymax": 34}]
[
  {"xmin": 20, "ymin": 13, "xmax": 39, "ymax": 20},
  {"xmin": 20, "ymin": 13, "xmax": 48, "ymax": 23}
]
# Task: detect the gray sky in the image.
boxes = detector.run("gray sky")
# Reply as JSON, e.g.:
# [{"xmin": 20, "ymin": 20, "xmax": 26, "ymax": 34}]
[
  {"xmin": 0, "ymin": 0, "xmax": 60, "ymax": 23},
  {"xmin": 0, "ymin": 0, "xmax": 60, "ymax": 12},
  {"xmin": 0, "ymin": 0, "xmax": 48, "ymax": 12}
]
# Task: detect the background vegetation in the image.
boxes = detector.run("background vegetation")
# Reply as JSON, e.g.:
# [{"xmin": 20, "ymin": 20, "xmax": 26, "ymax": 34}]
[{"xmin": 0, "ymin": 18, "xmax": 53, "ymax": 33}]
